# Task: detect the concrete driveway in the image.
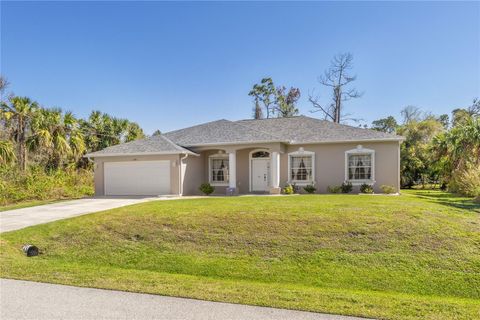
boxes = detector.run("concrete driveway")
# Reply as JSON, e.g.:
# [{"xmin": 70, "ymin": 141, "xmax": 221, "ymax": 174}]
[
  {"xmin": 0, "ymin": 279, "xmax": 364, "ymax": 320},
  {"xmin": 0, "ymin": 197, "xmax": 159, "ymax": 232}
]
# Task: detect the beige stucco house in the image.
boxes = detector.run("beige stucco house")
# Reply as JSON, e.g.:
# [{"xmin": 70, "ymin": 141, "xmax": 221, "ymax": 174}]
[{"xmin": 85, "ymin": 116, "xmax": 403, "ymax": 196}]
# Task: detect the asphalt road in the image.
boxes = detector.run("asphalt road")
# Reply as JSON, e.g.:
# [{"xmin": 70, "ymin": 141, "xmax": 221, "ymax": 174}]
[{"xmin": 0, "ymin": 279, "xmax": 365, "ymax": 320}]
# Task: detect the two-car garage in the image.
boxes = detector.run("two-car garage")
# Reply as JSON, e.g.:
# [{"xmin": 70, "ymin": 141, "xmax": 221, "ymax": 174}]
[
  {"xmin": 103, "ymin": 160, "xmax": 172, "ymax": 196},
  {"xmin": 85, "ymin": 134, "xmax": 196, "ymax": 197}
]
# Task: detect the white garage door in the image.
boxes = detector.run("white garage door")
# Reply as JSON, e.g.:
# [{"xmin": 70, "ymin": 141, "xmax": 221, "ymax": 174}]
[{"xmin": 104, "ymin": 161, "xmax": 171, "ymax": 196}]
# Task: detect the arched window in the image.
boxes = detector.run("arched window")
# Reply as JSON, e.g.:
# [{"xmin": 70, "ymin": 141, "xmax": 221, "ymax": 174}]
[{"xmin": 251, "ymin": 151, "xmax": 270, "ymax": 158}]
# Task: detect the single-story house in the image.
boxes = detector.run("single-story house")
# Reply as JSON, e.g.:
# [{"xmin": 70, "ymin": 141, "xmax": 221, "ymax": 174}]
[{"xmin": 85, "ymin": 116, "xmax": 404, "ymax": 196}]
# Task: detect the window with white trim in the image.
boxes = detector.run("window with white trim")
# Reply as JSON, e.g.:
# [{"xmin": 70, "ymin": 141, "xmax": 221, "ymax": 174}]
[
  {"xmin": 288, "ymin": 149, "xmax": 315, "ymax": 184},
  {"xmin": 209, "ymin": 156, "xmax": 229, "ymax": 185},
  {"xmin": 348, "ymin": 154, "xmax": 372, "ymax": 180},
  {"xmin": 345, "ymin": 146, "xmax": 375, "ymax": 183}
]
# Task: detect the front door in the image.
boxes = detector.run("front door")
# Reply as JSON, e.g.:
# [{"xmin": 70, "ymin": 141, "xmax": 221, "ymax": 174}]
[{"xmin": 251, "ymin": 159, "xmax": 270, "ymax": 191}]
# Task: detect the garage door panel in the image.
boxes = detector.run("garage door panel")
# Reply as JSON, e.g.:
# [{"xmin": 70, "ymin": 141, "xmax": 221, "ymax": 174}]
[{"xmin": 104, "ymin": 161, "xmax": 171, "ymax": 196}]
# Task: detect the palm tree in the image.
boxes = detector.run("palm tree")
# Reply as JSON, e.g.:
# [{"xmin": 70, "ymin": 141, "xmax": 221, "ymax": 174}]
[
  {"xmin": 29, "ymin": 108, "xmax": 86, "ymax": 169},
  {"xmin": 64, "ymin": 111, "xmax": 86, "ymax": 163},
  {"xmin": 80, "ymin": 110, "xmax": 144, "ymax": 152},
  {"xmin": 0, "ymin": 97, "xmax": 38, "ymax": 171},
  {"xmin": 0, "ymin": 140, "xmax": 16, "ymax": 165},
  {"xmin": 125, "ymin": 122, "xmax": 145, "ymax": 142}
]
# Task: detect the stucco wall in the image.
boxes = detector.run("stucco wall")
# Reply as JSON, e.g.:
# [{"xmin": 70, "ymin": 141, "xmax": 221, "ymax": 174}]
[
  {"xmin": 187, "ymin": 141, "xmax": 400, "ymax": 195},
  {"xmin": 93, "ymin": 141, "xmax": 400, "ymax": 196},
  {"xmin": 93, "ymin": 154, "xmax": 181, "ymax": 196},
  {"xmin": 181, "ymin": 153, "xmax": 205, "ymax": 195},
  {"xmin": 280, "ymin": 141, "xmax": 401, "ymax": 193}
]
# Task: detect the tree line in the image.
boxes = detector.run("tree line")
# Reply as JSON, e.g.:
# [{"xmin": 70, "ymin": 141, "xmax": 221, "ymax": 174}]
[
  {"xmin": 371, "ymin": 102, "xmax": 479, "ymax": 197},
  {"xmin": 248, "ymin": 53, "xmax": 479, "ymax": 198},
  {"xmin": 0, "ymin": 77, "xmax": 145, "ymax": 171}
]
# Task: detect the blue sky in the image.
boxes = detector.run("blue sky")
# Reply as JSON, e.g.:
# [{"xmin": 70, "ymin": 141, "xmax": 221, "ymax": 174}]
[{"xmin": 1, "ymin": 1, "xmax": 479, "ymax": 134}]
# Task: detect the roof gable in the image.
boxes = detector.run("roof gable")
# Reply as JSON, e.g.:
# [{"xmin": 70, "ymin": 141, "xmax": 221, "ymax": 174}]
[{"xmin": 85, "ymin": 134, "xmax": 196, "ymax": 157}]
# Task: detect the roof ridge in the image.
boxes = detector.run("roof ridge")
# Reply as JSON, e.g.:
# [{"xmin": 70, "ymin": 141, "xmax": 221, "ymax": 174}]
[
  {"xmin": 159, "ymin": 133, "xmax": 193, "ymax": 152},
  {"xmin": 303, "ymin": 116, "xmax": 401, "ymax": 137},
  {"xmin": 164, "ymin": 119, "xmax": 231, "ymax": 135},
  {"xmin": 237, "ymin": 115, "xmax": 304, "ymax": 122}
]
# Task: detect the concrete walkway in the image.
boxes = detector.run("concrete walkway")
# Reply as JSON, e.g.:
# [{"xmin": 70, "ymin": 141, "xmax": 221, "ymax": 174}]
[
  {"xmin": 0, "ymin": 197, "xmax": 162, "ymax": 232},
  {"xmin": 0, "ymin": 279, "xmax": 364, "ymax": 320}
]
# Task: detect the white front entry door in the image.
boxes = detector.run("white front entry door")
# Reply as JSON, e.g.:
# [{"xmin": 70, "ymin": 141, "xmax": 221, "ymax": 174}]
[{"xmin": 251, "ymin": 159, "xmax": 270, "ymax": 191}]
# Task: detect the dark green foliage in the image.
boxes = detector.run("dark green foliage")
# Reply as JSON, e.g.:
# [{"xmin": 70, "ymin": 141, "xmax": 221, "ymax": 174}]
[
  {"xmin": 360, "ymin": 183, "xmax": 374, "ymax": 194},
  {"xmin": 79, "ymin": 110, "xmax": 145, "ymax": 154},
  {"xmin": 371, "ymin": 99, "xmax": 479, "ymax": 197},
  {"xmin": 199, "ymin": 183, "xmax": 215, "ymax": 195},
  {"xmin": 303, "ymin": 184, "xmax": 316, "ymax": 194},
  {"xmin": 249, "ymin": 77, "xmax": 300, "ymax": 118},
  {"xmin": 283, "ymin": 184, "xmax": 295, "ymax": 194},
  {"xmin": 341, "ymin": 181, "xmax": 353, "ymax": 193},
  {"xmin": 249, "ymin": 78, "xmax": 276, "ymax": 118},
  {"xmin": 275, "ymin": 86, "xmax": 300, "ymax": 117},
  {"xmin": 371, "ymin": 116, "xmax": 398, "ymax": 133},
  {"xmin": 0, "ymin": 78, "xmax": 145, "ymax": 206},
  {"xmin": 0, "ymin": 165, "xmax": 93, "ymax": 206},
  {"xmin": 398, "ymin": 117, "xmax": 444, "ymax": 188}
]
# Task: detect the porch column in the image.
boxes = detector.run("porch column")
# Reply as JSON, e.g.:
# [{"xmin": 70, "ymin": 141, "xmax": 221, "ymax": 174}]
[
  {"xmin": 270, "ymin": 151, "xmax": 281, "ymax": 194},
  {"xmin": 228, "ymin": 151, "xmax": 236, "ymax": 189}
]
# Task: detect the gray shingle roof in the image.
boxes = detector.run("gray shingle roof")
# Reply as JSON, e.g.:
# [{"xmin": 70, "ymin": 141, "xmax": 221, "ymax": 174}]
[
  {"xmin": 165, "ymin": 116, "xmax": 402, "ymax": 146},
  {"xmin": 236, "ymin": 116, "xmax": 402, "ymax": 144},
  {"xmin": 163, "ymin": 119, "xmax": 285, "ymax": 146},
  {"xmin": 85, "ymin": 134, "xmax": 197, "ymax": 157},
  {"xmin": 88, "ymin": 116, "xmax": 403, "ymax": 157}
]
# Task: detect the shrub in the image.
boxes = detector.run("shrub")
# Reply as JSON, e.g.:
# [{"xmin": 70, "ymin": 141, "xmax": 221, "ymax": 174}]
[
  {"xmin": 327, "ymin": 185, "xmax": 342, "ymax": 193},
  {"xmin": 199, "ymin": 183, "xmax": 215, "ymax": 195},
  {"xmin": 340, "ymin": 181, "xmax": 353, "ymax": 193},
  {"xmin": 449, "ymin": 166, "xmax": 480, "ymax": 198},
  {"xmin": 380, "ymin": 185, "xmax": 396, "ymax": 194},
  {"xmin": 283, "ymin": 184, "xmax": 294, "ymax": 195},
  {"xmin": 0, "ymin": 165, "xmax": 93, "ymax": 206},
  {"xmin": 360, "ymin": 183, "xmax": 374, "ymax": 194},
  {"xmin": 303, "ymin": 184, "xmax": 316, "ymax": 194}
]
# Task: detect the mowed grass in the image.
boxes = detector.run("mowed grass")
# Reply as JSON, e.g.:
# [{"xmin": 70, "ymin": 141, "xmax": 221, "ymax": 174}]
[
  {"xmin": 1, "ymin": 190, "xmax": 479, "ymax": 319},
  {"xmin": 0, "ymin": 199, "xmax": 64, "ymax": 212}
]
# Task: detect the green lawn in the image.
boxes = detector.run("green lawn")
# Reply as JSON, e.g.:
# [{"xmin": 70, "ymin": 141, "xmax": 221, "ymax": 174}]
[
  {"xmin": 0, "ymin": 199, "xmax": 64, "ymax": 212},
  {"xmin": 1, "ymin": 190, "xmax": 479, "ymax": 319}
]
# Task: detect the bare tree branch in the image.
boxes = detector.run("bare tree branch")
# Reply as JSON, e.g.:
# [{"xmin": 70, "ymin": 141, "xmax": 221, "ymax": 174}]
[
  {"xmin": 309, "ymin": 53, "xmax": 363, "ymax": 123},
  {"xmin": 308, "ymin": 90, "xmax": 335, "ymax": 121}
]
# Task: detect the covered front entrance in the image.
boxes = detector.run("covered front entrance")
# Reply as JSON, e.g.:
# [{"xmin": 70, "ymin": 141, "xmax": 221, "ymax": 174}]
[
  {"xmin": 250, "ymin": 150, "xmax": 270, "ymax": 192},
  {"xmin": 200, "ymin": 146, "xmax": 281, "ymax": 195}
]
